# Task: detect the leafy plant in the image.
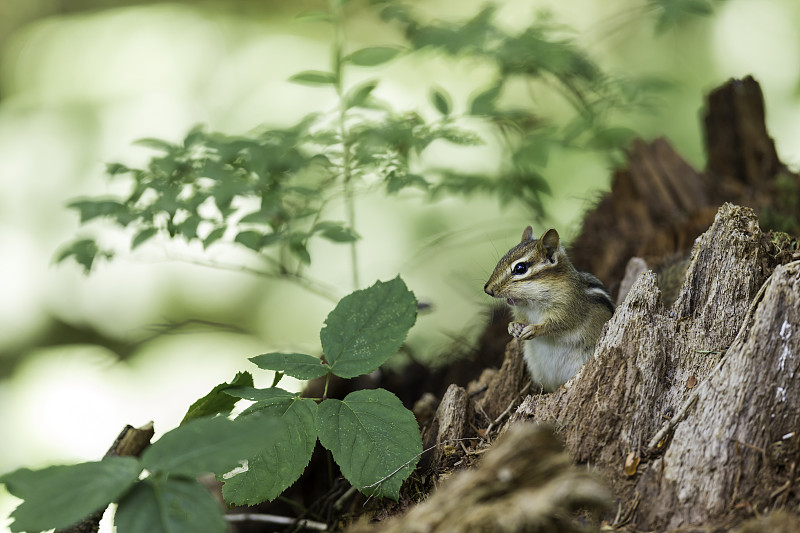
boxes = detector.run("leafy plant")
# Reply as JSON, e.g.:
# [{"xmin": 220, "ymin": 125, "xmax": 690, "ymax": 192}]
[
  {"xmin": 56, "ymin": 0, "xmax": 664, "ymax": 297},
  {"xmin": 1, "ymin": 277, "xmax": 420, "ymax": 533}
]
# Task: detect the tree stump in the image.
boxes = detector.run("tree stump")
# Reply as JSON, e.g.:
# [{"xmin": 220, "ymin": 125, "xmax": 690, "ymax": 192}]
[{"xmin": 511, "ymin": 203, "xmax": 800, "ymax": 530}]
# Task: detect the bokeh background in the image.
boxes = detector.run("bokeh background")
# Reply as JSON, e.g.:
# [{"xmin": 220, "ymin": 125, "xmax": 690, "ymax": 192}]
[{"xmin": 2, "ymin": 0, "xmax": 800, "ymax": 530}]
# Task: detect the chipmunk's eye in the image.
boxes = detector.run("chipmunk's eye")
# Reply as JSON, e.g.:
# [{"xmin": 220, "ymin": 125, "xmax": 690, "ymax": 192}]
[{"xmin": 512, "ymin": 262, "xmax": 529, "ymax": 275}]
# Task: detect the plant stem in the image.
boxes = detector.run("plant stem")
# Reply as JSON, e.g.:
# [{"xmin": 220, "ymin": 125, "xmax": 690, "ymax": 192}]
[{"xmin": 331, "ymin": 0, "xmax": 360, "ymax": 290}]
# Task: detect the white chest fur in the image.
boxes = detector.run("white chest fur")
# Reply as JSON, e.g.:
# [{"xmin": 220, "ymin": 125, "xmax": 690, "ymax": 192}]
[
  {"xmin": 512, "ymin": 301, "xmax": 593, "ymax": 392},
  {"xmin": 521, "ymin": 333, "xmax": 590, "ymax": 392}
]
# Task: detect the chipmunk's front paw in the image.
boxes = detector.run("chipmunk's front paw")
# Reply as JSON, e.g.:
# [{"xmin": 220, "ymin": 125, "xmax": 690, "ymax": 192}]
[{"xmin": 508, "ymin": 322, "xmax": 540, "ymax": 340}]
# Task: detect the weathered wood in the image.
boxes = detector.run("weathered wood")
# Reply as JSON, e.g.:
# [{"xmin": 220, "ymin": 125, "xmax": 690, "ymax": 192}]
[
  {"xmin": 703, "ymin": 75, "xmax": 783, "ymax": 189},
  {"xmin": 348, "ymin": 424, "xmax": 609, "ymax": 533},
  {"xmin": 476, "ymin": 339, "xmax": 528, "ymax": 421},
  {"xmin": 421, "ymin": 384, "xmax": 473, "ymax": 470},
  {"xmin": 55, "ymin": 423, "xmax": 154, "ymax": 533},
  {"xmin": 509, "ymin": 204, "xmax": 799, "ymax": 530}
]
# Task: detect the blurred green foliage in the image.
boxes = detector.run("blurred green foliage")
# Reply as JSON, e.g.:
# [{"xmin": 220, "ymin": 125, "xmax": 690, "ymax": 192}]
[{"xmin": 57, "ymin": 0, "xmax": 707, "ymax": 295}]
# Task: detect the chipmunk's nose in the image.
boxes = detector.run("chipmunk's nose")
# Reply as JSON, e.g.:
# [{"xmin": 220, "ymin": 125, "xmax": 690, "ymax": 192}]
[{"xmin": 484, "ymin": 283, "xmax": 494, "ymax": 296}]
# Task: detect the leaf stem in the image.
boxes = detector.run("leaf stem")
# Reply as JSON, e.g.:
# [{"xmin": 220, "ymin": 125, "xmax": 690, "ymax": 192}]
[
  {"xmin": 331, "ymin": 0, "xmax": 360, "ymax": 290},
  {"xmin": 322, "ymin": 373, "xmax": 331, "ymax": 401}
]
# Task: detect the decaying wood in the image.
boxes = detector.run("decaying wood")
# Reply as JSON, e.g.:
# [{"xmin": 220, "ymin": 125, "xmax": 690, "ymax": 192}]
[
  {"xmin": 55, "ymin": 423, "xmax": 154, "ymax": 533},
  {"xmin": 421, "ymin": 384, "xmax": 473, "ymax": 470},
  {"xmin": 349, "ymin": 424, "xmax": 609, "ymax": 533},
  {"xmin": 507, "ymin": 203, "xmax": 800, "ymax": 530},
  {"xmin": 569, "ymin": 76, "xmax": 799, "ymax": 293}
]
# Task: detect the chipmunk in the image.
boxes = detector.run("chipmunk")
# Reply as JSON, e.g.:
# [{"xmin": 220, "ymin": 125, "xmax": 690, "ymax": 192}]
[{"xmin": 484, "ymin": 226, "xmax": 614, "ymax": 392}]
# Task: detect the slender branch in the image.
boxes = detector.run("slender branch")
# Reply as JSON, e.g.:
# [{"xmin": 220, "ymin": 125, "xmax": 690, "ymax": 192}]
[
  {"xmin": 163, "ymin": 254, "xmax": 340, "ymax": 302},
  {"xmin": 225, "ymin": 513, "xmax": 327, "ymax": 531},
  {"xmin": 330, "ymin": 0, "xmax": 360, "ymax": 290}
]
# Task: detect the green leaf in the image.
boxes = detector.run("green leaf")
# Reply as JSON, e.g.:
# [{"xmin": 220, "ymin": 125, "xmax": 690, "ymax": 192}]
[
  {"xmin": 223, "ymin": 397, "xmax": 318, "ymax": 505},
  {"xmin": 289, "ymin": 238, "xmax": 311, "ymax": 264},
  {"xmin": 134, "ymin": 137, "xmax": 177, "ymax": 152},
  {"xmin": 250, "ymin": 353, "xmax": 329, "ymax": 380},
  {"xmin": 132, "ymin": 227, "xmax": 157, "ymax": 250},
  {"xmin": 317, "ymin": 389, "xmax": 421, "ymax": 500},
  {"xmin": 345, "ymin": 79, "xmax": 379, "ymax": 109},
  {"xmin": 321, "ymin": 277, "xmax": 416, "ymax": 378},
  {"xmin": 181, "ymin": 371, "xmax": 254, "ymax": 424},
  {"xmin": 68, "ymin": 199, "xmax": 129, "ymax": 224},
  {"xmin": 2, "ymin": 457, "xmax": 141, "ymax": 533},
  {"xmin": 430, "ymin": 87, "xmax": 452, "ymax": 116},
  {"xmin": 55, "ymin": 239, "xmax": 111, "ymax": 273},
  {"xmin": 289, "ymin": 70, "xmax": 338, "ymax": 86},
  {"xmin": 234, "ymin": 230, "xmax": 263, "ymax": 251},
  {"xmin": 179, "ymin": 215, "xmax": 201, "ymax": 240},
  {"xmin": 295, "ymin": 10, "xmax": 333, "ymax": 23},
  {"xmin": 225, "ymin": 386, "xmax": 296, "ymax": 402},
  {"xmin": 587, "ymin": 126, "xmax": 636, "ymax": 150},
  {"xmin": 345, "ymin": 46, "xmax": 402, "ymax": 67},
  {"xmin": 115, "ymin": 477, "xmax": 226, "ymax": 533},
  {"xmin": 469, "ymin": 84, "xmax": 501, "ymax": 115},
  {"xmin": 385, "ymin": 172, "xmax": 429, "ymax": 194},
  {"xmin": 106, "ymin": 162, "xmax": 131, "ymax": 175},
  {"xmin": 203, "ymin": 226, "xmax": 226, "ymax": 249},
  {"xmin": 314, "ymin": 221, "xmax": 360, "ymax": 243},
  {"xmin": 651, "ymin": 0, "xmax": 713, "ymax": 33},
  {"xmin": 141, "ymin": 415, "xmax": 282, "ymax": 477}
]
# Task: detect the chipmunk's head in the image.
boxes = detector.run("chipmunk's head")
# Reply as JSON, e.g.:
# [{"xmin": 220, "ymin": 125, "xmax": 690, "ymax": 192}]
[{"xmin": 484, "ymin": 227, "xmax": 572, "ymax": 306}]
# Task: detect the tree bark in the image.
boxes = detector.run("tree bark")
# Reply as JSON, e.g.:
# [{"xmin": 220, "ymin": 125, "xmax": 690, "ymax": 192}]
[{"xmin": 511, "ymin": 203, "xmax": 800, "ymax": 530}]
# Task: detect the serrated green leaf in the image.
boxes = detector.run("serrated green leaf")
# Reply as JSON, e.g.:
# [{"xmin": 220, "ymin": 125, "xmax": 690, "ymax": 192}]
[
  {"xmin": 317, "ymin": 389, "xmax": 421, "ymax": 500},
  {"xmin": 321, "ymin": 277, "xmax": 416, "ymax": 378},
  {"xmin": 225, "ymin": 386, "xmax": 296, "ymax": 402},
  {"xmin": 250, "ymin": 353, "xmax": 329, "ymax": 380},
  {"xmin": 289, "ymin": 70, "xmax": 338, "ymax": 86},
  {"xmin": 141, "ymin": 415, "xmax": 282, "ymax": 477},
  {"xmin": 2, "ymin": 456, "xmax": 141, "ymax": 533},
  {"xmin": 181, "ymin": 371, "xmax": 254, "ymax": 424},
  {"xmin": 223, "ymin": 398, "xmax": 318, "ymax": 505},
  {"xmin": 430, "ymin": 87, "xmax": 452, "ymax": 116},
  {"xmin": 115, "ymin": 477, "xmax": 226, "ymax": 533},
  {"xmin": 132, "ymin": 227, "xmax": 157, "ymax": 250}
]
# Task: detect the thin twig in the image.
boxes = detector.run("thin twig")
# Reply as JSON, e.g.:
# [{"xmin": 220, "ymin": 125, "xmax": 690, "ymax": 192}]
[
  {"xmin": 332, "ymin": 486, "xmax": 357, "ymax": 512},
  {"xmin": 646, "ymin": 393, "xmax": 698, "ymax": 453},
  {"xmin": 485, "ymin": 381, "xmax": 531, "ymax": 436},
  {"xmin": 730, "ymin": 439, "xmax": 766, "ymax": 454},
  {"xmin": 362, "ymin": 437, "xmax": 482, "ymax": 491},
  {"xmin": 225, "ymin": 513, "xmax": 327, "ymax": 531}
]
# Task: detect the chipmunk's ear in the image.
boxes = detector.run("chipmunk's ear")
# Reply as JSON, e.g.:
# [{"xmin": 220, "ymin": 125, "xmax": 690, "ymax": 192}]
[
  {"xmin": 537, "ymin": 228, "xmax": 560, "ymax": 262},
  {"xmin": 520, "ymin": 225, "xmax": 534, "ymax": 243}
]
